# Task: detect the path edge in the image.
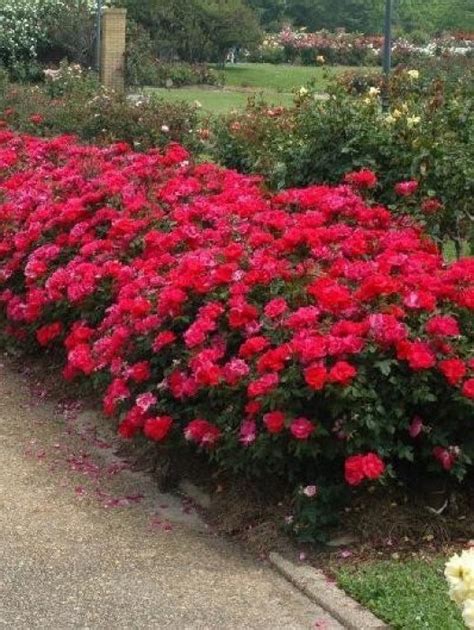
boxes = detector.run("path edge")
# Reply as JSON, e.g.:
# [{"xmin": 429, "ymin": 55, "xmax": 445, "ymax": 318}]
[
  {"xmin": 269, "ymin": 552, "xmax": 388, "ymax": 630},
  {"xmin": 177, "ymin": 479, "xmax": 387, "ymax": 630}
]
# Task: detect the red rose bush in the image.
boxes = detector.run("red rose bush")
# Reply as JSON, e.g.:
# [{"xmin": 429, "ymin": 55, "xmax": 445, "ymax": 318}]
[{"xmin": 0, "ymin": 131, "xmax": 473, "ymax": 527}]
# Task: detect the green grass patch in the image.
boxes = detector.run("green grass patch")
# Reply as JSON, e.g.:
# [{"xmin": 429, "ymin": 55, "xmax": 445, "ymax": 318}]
[
  {"xmin": 215, "ymin": 62, "xmax": 363, "ymax": 92},
  {"xmin": 145, "ymin": 63, "xmax": 378, "ymax": 114},
  {"xmin": 146, "ymin": 86, "xmax": 295, "ymax": 114},
  {"xmin": 336, "ymin": 558, "xmax": 464, "ymax": 629}
]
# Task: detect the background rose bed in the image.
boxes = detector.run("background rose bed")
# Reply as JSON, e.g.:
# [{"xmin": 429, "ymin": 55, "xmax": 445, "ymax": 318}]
[{"xmin": 0, "ymin": 132, "xmax": 473, "ymax": 540}]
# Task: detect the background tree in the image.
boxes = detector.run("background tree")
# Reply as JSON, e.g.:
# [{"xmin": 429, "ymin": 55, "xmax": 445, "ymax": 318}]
[
  {"xmin": 120, "ymin": 0, "xmax": 261, "ymax": 62},
  {"xmin": 247, "ymin": 0, "xmax": 288, "ymax": 31},
  {"xmin": 199, "ymin": 0, "xmax": 262, "ymax": 64}
]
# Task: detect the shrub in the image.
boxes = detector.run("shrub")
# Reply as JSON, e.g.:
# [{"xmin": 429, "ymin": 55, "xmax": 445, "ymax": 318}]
[
  {"xmin": 209, "ymin": 66, "xmax": 474, "ymax": 254},
  {"xmin": 0, "ymin": 132, "xmax": 473, "ymax": 540},
  {"xmin": 125, "ymin": 22, "xmax": 223, "ymax": 88},
  {"xmin": 0, "ymin": 73, "xmax": 201, "ymax": 152},
  {"xmin": 0, "ymin": 0, "xmax": 63, "ymax": 66}
]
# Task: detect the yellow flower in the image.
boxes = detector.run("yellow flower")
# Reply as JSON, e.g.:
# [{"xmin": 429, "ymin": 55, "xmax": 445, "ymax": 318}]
[
  {"xmin": 316, "ymin": 55, "xmax": 325, "ymax": 64},
  {"xmin": 407, "ymin": 69, "xmax": 420, "ymax": 80},
  {"xmin": 385, "ymin": 114, "xmax": 396, "ymax": 124},
  {"xmin": 392, "ymin": 109, "xmax": 402, "ymax": 119},
  {"xmin": 368, "ymin": 86, "xmax": 380, "ymax": 97},
  {"xmin": 299, "ymin": 87, "xmax": 309, "ymax": 97}
]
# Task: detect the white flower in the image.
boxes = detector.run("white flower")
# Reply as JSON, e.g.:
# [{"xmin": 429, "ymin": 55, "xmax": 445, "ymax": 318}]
[
  {"xmin": 407, "ymin": 69, "xmax": 420, "ymax": 79},
  {"xmin": 445, "ymin": 549, "xmax": 474, "ymax": 605},
  {"xmin": 302, "ymin": 485, "xmax": 318, "ymax": 497},
  {"xmin": 368, "ymin": 86, "xmax": 380, "ymax": 96},
  {"xmin": 193, "ymin": 100, "xmax": 202, "ymax": 109},
  {"xmin": 161, "ymin": 125, "xmax": 170, "ymax": 133},
  {"xmin": 299, "ymin": 86, "xmax": 309, "ymax": 96},
  {"xmin": 463, "ymin": 599, "xmax": 474, "ymax": 629}
]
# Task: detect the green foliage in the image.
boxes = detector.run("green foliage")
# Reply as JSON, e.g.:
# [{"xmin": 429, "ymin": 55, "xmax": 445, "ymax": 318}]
[
  {"xmin": 125, "ymin": 21, "xmax": 222, "ymax": 88},
  {"xmin": 43, "ymin": 0, "xmax": 95, "ymax": 67},
  {"xmin": 199, "ymin": 0, "xmax": 262, "ymax": 64},
  {"xmin": 120, "ymin": 0, "xmax": 262, "ymax": 63},
  {"xmin": 337, "ymin": 559, "xmax": 465, "ymax": 629},
  {"xmin": 290, "ymin": 484, "xmax": 348, "ymax": 542},
  {"xmin": 285, "ymin": 0, "xmax": 384, "ymax": 34},
  {"xmin": 249, "ymin": 0, "xmax": 474, "ymax": 34},
  {"xmin": 247, "ymin": 0, "xmax": 287, "ymax": 31}
]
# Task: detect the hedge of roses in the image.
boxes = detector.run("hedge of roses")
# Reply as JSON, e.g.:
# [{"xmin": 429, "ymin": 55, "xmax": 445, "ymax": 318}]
[{"xmin": 0, "ymin": 132, "xmax": 473, "ymax": 535}]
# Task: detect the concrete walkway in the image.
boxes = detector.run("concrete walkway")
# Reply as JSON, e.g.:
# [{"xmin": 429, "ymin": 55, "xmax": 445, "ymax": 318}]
[{"xmin": 0, "ymin": 359, "xmax": 342, "ymax": 630}]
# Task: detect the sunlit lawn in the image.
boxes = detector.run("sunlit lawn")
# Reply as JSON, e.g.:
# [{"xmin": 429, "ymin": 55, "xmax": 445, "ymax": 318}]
[
  {"xmin": 145, "ymin": 62, "xmax": 378, "ymax": 113},
  {"xmin": 146, "ymin": 86, "xmax": 295, "ymax": 114},
  {"xmin": 217, "ymin": 62, "xmax": 374, "ymax": 92},
  {"xmin": 336, "ymin": 558, "xmax": 464, "ymax": 630}
]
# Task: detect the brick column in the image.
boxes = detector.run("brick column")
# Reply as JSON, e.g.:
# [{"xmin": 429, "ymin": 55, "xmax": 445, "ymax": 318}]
[{"xmin": 100, "ymin": 8, "xmax": 127, "ymax": 92}]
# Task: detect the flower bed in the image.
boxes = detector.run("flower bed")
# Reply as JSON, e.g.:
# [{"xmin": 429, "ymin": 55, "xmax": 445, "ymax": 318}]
[
  {"xmin": 254, "ymin": 28, "xmax": 474, "ymax": 66},
  {"xmin": 0, "ymin": 132, "xmax": 473, "ymax": 537}
]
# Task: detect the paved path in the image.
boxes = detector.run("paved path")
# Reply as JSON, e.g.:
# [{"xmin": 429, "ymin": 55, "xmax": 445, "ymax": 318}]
[{"xmin": 0, "ymin": 359, "xmax": 342, "ymax": 630}]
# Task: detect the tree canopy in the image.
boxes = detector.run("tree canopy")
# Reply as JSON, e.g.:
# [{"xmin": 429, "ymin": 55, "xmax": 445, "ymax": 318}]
[
  {"xmin": 120, "ymin": 0, "xmax": 262, "ymax": 62},
  {"xmin": 250, "ymin": 0, "xmax": 474, "ymax": 34}
]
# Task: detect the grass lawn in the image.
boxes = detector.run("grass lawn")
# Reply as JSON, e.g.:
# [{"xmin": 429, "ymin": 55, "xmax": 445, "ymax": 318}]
[
  {"xmin": 336, "ymin": 558, "xmax": 464, "ymax": 629},
  {"xmin": 146, "ymin": 86, "xmax": 295, "ymax": 114},
  {"xmin": 145, "ymin": 62, "xmax": 378, "ymax": 114},
  {"xmin": 216, "ymin": 62, "xmax": 371, "ymax": 92}
]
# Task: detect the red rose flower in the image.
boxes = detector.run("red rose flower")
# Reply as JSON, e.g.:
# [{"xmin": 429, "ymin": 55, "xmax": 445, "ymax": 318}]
[
  {"xmin": 184, "ymin": 419, "xmax": 221, "ymax": 447},
  {"xmin": 462, "ymin": 379, "xmax": 474, "ymax": 399},
  {"xmin": 421, "ymin": 198, "xmax": 443, "ymax": 214},
  {"xmin": 425, "ymin": 315, "xmax": 460, "ymax": 337},
  {"xmin": 438, "ymin": 359, "xmax": 466, "ymax": 385},
  {"xmin": 127, "ymin": 361, "xmax": 151, "ymax": 383},
  {"xmin": 263, "ymin": 411, "xmax": 285, "ymax": 434},
  {"xmin": 363, "ymin": 453, "xmax": 386, "ymax": 479},
  {"xmin": 408, "ymin": 416, "xmax": 424, "ymax": 438},
  {"xmin": 290, "ymin": 417, "xmax": 314, "ymax": 440},
  {"xmin": 247, "ymin": 373, "xmax": 279, "ymax": 398},
  {"xmin": 304, "ymin": 364, "xmax": 327, "ymax": 390},
  {"xmin": 345, "ymin": 453, "xmax": 385, "ymax": 486},
  {"xmin": 29, "ymin": 114, "xmax": 44, "ymax": 125},
  {"xmin": 344, "ymin": 169, "xmax": 378, "ymax": 190},
  {"xmin": 328, "ymin": 361, "xmax": 357, "ymax": 386},
  {"xmin": 144, "ymin": 416, "xmax": 173, "ymax": 441},
  {"xmin": 399, "ymin": 341, "xmax": 436, "ymax": 371},
  {"xmin": 394, "ymin": 180, "xmax": 418, "ymax": 196},
  {"xmin": 36, "ymin": 322, "xmax": 62, "ymax": 346},
  {"xmin": 264, "ymin": 297, "xmax": 288, "ymax": 318},
  {"xmin": 432, "ymin": 446, "xmax": 457, "ymax": 471}
]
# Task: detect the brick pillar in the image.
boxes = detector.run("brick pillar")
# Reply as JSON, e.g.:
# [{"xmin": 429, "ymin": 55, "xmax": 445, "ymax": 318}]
[{"xmin": 100, "ymin": 8, "xmax": 127, "ymax": 92}]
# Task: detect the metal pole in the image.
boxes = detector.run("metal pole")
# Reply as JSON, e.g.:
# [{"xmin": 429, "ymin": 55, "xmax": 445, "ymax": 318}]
[
  {"xmin": 382, "ymin": 0, "xmax": 393, "ymax": 110},
  {"xmin": 96, "ymin": 0, "xmax": 103, "ymax": 73}
]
